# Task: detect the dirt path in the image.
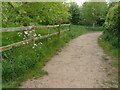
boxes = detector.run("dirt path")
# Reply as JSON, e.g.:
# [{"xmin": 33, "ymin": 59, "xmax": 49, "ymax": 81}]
[{"xmin": 21, "ymin": 32, "xmax": 118, "ymax": 88}]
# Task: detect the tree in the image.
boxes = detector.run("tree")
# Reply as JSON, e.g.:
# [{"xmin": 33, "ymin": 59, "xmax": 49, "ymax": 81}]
[
  {"xmin": 81, "ymin": 1, "xmax": 108, "ymax": 27},
  {"xmin": 2, "ymin": 2, "xmax": 71, "ymax": 27},
  {"xmin": 69, "ymin": 2, "xmax": 81, "ymax": 25}
]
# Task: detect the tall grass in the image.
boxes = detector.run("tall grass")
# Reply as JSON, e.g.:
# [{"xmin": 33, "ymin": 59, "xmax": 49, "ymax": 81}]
[
  {"xmin": 2, "ymin": 25, "xmax": 93, "ymax": 88},
  {"xmin": 98, "ymin": 37, "xmax": 119, "ymax": 84}
]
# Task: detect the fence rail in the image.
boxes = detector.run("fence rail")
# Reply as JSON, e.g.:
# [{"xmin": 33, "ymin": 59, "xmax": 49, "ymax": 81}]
[
  {"xmin": 0, "ymin": 24, "xmax": 70, "ymax": 52},
  {"xmin": 0, "ymin": 24, "xmax": 70, "ymax": 32}
]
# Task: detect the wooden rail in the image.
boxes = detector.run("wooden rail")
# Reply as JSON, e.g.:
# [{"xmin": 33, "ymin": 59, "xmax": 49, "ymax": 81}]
[
  {"xmin": 0, "ymin": 24, "xmax": 70, "ymax": 52},
  {"xmin": 0, "ymin": 24, "xmax": 70, "ymax": 32}
]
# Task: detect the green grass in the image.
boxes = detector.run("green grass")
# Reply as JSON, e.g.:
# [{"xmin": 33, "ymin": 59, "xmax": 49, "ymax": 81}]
[
  {"xmin": 98, "ymin": 37, "xmax": 118, "ymax": 67},
  {"xmin": 98, "ymin": 36, "xmax": 119, "ymax": 84},
  {"xmin": 0, "ymin": 62, "xmax": 1, "ymax": 90},
  {"xmin": 81, "ymin": 25, "xmax": 104, "ymax": 31},
  {"xmin": 2, "ymin": 25, "xmax": 94, "ymax": 88}
]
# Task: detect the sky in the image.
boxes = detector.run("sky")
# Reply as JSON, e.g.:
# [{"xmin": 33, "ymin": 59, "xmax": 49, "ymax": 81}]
[
  {"xmin": 66, "ymin": 0, "xmax": 86, "ymax": 6},
  {"xmin": 68, "ymin": 0, "xmax": 110, "ymax": 6},
  {"xmin": 74, "ymin": 0, "xmax": 87, "ymax": 6}
]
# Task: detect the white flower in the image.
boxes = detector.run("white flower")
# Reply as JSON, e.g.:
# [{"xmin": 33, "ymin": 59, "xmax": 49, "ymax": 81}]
[
  {"xmin": 34, "ymin": 43, "xmax": 37, "ymax": 46},
  {"xmin": 38, "ymin": 34, "xmax": 41, "ymax": 37},
  {"xmin": 33, "ymin": 30, "xmax": 35, "ymax": 32},
  {"xmin": 17, "ymin": 32, "xmax": 20, "ymax": 35},
  {"xmin": 40, "ymin": 42, "xmax": 42, "ymax": 45},
  {"xmin": 23, "ymin": 42, "xmax": 25, "ymax": 44},
  {"xmin": 32, "ymin": 46, "xmax": 35, "ymax": 49},
  {"xmin": 24, "ymin": 31, "xmax": 28, "ymax": 35},
  {"xmin": 34, "ymin": 34, "xmax": 37, "ymax": 37},
  {"xmin": 29, "ymin": 26, "xmax": 33, "ymax": 29},
  {"xmin": 29, "ymin": 31, "xmax": 32, "ymax": 33}
]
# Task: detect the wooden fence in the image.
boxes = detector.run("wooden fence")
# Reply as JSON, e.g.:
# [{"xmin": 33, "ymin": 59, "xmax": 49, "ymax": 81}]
[{"xmin": 0, "ymin": 24, "xmax": 71, "ymax": 52}]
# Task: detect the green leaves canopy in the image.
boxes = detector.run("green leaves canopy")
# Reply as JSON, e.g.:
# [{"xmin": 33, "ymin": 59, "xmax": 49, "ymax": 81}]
[
  {"xmin": 81, "ymin": 2, "xmax": 107, "ymax": 26},
  {"xmin": 2, "ymin": 2, "xmax": 71, "ymax": 27},
  {"xmin": 102, "ymin": 3, "xmax": 119, "ymax": 48},
  {"xmin": 69, "ymin": 2, "xmax": 81, "ymax": 25}
]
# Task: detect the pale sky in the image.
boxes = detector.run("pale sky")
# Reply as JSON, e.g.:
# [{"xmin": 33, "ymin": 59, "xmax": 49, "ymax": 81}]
[
  {"xmin": 74, "ymin": 0, "xmax": 87, "ymax": 6},
  {"xmin": 68, "ymin": 0, "xmax": 109, "ymax": 6},
  {"xmin": 66, "ymin": 0, "xmax": 86, "ymax": 6}
]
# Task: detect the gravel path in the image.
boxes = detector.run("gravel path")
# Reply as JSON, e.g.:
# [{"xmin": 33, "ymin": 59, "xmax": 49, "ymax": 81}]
[{"xmin": 21, "ymin": 32, "xmax": 118, "ymax": 88}]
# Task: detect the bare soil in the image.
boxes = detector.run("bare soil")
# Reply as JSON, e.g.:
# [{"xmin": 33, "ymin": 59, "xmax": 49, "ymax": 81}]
[{"xmin": 21, "ymin": 32, "xmax": 118, "ymax": 88}]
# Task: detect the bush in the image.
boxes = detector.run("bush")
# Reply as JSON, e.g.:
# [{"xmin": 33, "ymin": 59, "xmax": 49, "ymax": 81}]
[{"xmin": 102, "ymin": 3, "xmax": 119, "ymax": 48}]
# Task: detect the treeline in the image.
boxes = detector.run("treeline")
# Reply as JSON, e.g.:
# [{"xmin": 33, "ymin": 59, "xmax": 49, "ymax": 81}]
[
  {"xmin": 2, "ymin": 1, "xmax": 108, "ymax": 28},
  {"xmin": 69, "ymin": 1, "xmax": 119, "ymax": 49},
  {"xmin": 69, "ymin": 2, "xmax": 108, "ymax": 26},
  {"xmin": 2, "ymin": 1, "xmax": 118, "ymax": 26}
]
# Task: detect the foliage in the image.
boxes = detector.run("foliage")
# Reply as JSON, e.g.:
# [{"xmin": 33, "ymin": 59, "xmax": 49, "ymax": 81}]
[
  {"xmin": 81, "ymin": 1, "xmax": 108, "ymax": 26},
  {"xmin": 2, "ymin": 2, "xmax": 71, "ymax": 27},
  {"xmin": 69, "ymin": 2, "xmax": 81, "ymax": 25},
  {"xmin": 102, "ymin": 3, "xmax": 119, "ymax": 48}
]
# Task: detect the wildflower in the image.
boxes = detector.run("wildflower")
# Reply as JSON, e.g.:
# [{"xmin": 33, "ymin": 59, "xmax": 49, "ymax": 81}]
[
  {"xmin": 24, "ymin": 31, "xmax": 28, "ymax": 35},
  {"xmin": 29, "ymin": 26, "xmax": 33, "ymax": 30},
  {"xmin": 38, "ymin": 34, "xmax": 41, "ymax": 37},
  {"xmin": 34, "ymin": 43, "xmax": 37, "ymax": 46},
  {"xmin": 17, "ymin": 32, "xmax": 20, "ymax": 35},
  {"xmin": 23, "ymin": 42, "xmax": 25, "ymax": 44},
  {"xmin": 34, "ymin": 34, "xmax": 37, "ymax": 37},
  {"xmin": 40, "ymin": 42, "xmax": 42, "ymax": 45},
  {"xmin": 33, "ymin": 30, "xmax": 35, "ymax": 32},
  {"xmin": 29, "ymin": 31, "xmax": 32, "ymax": 33}
]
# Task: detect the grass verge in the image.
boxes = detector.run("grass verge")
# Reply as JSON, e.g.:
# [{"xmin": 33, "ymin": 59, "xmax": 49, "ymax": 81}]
[
  {"xmin": 98, "ymin": 36, "xmax": 119, "ymax": 84},
  {"xmin": 98, "ymin": 37, "xmax": 118, "ymax": 67}
]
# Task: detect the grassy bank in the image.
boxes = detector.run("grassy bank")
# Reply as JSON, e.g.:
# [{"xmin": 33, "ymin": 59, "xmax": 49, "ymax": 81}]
[
  {"xmin": 98, "ymin": 37, "xmax": 118, "ymax": 67},
  {"xmin": 2, "ymin": 25, "xmax": 94, "ymax": 88},
  {"xmin": 98, "ymin": 37, "xmax": 119, "ymax": 83}
]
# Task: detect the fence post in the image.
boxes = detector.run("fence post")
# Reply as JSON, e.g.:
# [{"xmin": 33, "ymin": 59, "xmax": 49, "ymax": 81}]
[
  {"xmin": 58, "ymin": 24, "xmax": 61, "ymax": 37},
  {"xmin": 31, "ymin": 27, "xmax": 35, "ymax": 46},
  {"xmin": 69, "ymin": 24, "xmax": 71, "ymax": 31},
  {"xmin": 23, "ymin": 27, "xmax": 29, "ymax": 44},
  {"xmin": 47, "ymin": 25, "xmax": 50, "ymax": 36}
]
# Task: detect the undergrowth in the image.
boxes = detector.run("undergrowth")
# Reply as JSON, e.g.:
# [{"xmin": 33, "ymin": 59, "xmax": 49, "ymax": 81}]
[{"xmin": 98, "ymin": 36, "xmax": 119, "ymax": 84}]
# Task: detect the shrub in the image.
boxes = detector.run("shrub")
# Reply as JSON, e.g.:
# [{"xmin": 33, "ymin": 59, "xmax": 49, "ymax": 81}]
[{"xmin": 102, "ymin": 3, "xmax": 119, "ymax": 48}]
